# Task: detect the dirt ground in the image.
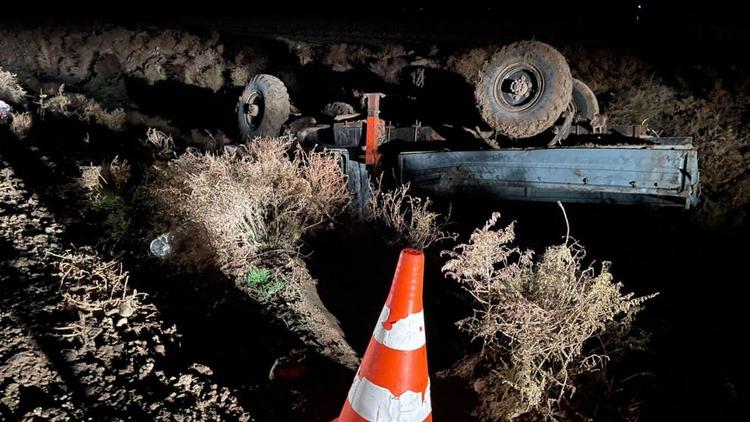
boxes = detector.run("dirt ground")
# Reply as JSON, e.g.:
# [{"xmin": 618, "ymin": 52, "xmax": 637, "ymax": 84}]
[
  {"xmin": 0, "ymin": 161, "xmax": 250, "ymax": 420},
  {"xmin": 1, "ymin": 19, "xmax": 749, "ymax": 421}
]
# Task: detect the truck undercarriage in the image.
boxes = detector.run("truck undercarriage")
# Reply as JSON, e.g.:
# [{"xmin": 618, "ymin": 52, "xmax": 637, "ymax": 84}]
[{"xmin": 235, "ymin": 41, "xmax": 701, "ymax": 209}]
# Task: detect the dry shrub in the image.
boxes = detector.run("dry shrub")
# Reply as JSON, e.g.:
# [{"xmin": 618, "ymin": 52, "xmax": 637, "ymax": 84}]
[
  {"xmin": 44, "ymin": 85, "xmax": 126, "ymax": 131},
  {"xmin": 143, "ymin": 127, "xmax": 176, "ymax": 159},
  {"xmin": 50, "ymin": 248, "xmax": 153, "ymax": 347},
  {"xmin": 277, "ymin": 38, "xmax": 316, "ymax": 66},
  {"xmin": 0, "ymin": 67, "xmax": 27, "ymax": 104},
  {"xmin": 228, "ymin": 48, "xmax": 269, "ymax": 87},
  {"xmin": 322, "ymin": 44, "xmax": 370, "ymax": 72},
  {"xmin": 78, "ymin": 157, "xmax": 130, "ymax": 196},
  {"xmin": 184, "ymin": 49, "xmax": 225, "ymax": 92},
  {"xmin": 145, "ymin": 138, "xmax": 358, "ymax": 366},
  {"xmin": 10, "ymin": 112, "xmax": 32, "ymax": 138},
  {"xmin": 366, "ymin": 180, "xmax": 453, "ymax": 250},
  {"xmin": 447, "ymin": 48, "xmax": 494, "ymax": 84},
  {"xmin": 442, "ymin": 212, "xmax": 656, "ymax": 420},
  {"xmin": 78, "ymin": 164, "xmax": 105, "ymax": 196},
  {"xmin": 369, "ymin": 45, "xmax": 410, "ymax": 84},
  {"xmin": 229, "ymin": 66, "xmax": 251, "ymax": 88},
  {"xmin": 101, "ymin": 157, "xmax": 131, "ymax": 191},
  {"xmin": 77, "ymin": 158, "xmax": 132, "ymax": 248},
  {"xmin": 148, "ymin": 138, "xmax": 349, "ymax": 278}
]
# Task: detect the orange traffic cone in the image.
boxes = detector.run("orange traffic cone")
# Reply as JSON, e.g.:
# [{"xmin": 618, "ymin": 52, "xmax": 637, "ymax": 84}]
[{"xmin": 337, "ymin": 248, "xmax": 432, "ymax": 421}]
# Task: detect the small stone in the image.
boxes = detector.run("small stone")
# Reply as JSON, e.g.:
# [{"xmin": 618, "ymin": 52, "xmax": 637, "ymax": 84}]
[
  {"xmin": 115, "ymin": 317, "xmax": 128, "ymax": 327},
  {"xmin": 190, "ymin": 363, "xmax": 213, "ymax": 376},
  {"xmin": 154, "ymin": 345, "xmax": 166, "ymax": 356},
  {"xmin": 139, "ymin": 362, "xmax": 155, "ymax": 379},
  {"xmin": 118, "ymin": 301, "xmax": 135, "ymax": 318}
]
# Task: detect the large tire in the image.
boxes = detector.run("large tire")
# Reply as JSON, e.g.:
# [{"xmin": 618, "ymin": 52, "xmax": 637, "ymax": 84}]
[
  {"xmin": 237, "ymin": 74, "xmax": 290, "ymax": 140},
  {"xmin": 571, "ymin": 78, "xmax": 600, "ymax": 120},
  {"xmin": 475, "ymin": 41, "xmax": 572, "ymax": 139}
]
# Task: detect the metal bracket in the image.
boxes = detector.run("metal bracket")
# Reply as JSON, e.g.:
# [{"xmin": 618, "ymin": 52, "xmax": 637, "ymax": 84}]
[{"xmin": 364, "ymin": 93, "xmax": 385, "ymax": 166}]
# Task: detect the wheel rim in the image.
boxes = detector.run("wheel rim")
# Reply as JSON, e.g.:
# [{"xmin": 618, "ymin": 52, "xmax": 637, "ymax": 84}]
[
  {"xmin": 243, "ymin": 92, "xmax": 265, "ymax": 130},
  {"xmin": 493, "ymin": 63, "xmax": 544, "ymax": 112}
]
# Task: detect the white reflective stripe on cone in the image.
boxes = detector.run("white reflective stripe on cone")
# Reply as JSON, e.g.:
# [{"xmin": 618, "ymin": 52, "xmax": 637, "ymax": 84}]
[
  {"xmin": 372, "ymin": 305, "xmax": 426, "ymax": 351},
  {"xmin": 347, "ymin": 372, "xmax": 432, "ymax": 421}
]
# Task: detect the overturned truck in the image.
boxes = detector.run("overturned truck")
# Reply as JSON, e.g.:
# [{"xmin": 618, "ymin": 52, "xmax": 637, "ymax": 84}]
[{"xmin": 236, "ymin": 41, "xmax": 700, "ymax": 209}]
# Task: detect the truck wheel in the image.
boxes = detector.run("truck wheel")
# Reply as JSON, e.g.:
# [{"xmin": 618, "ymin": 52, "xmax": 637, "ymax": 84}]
[
  {"xmin": 237, "ymin": 74, "xmax": 290, "ymax": 140},
  {"xmin": 475, "ymin": 41, "xmax": 572, "ymax": 139},
  {"xmin": 571, "ymin": 79, "xmax": 599, "ymax": 120}
]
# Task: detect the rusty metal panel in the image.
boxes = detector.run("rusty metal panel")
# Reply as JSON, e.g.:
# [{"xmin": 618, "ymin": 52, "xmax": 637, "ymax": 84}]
[{"xmin": 398, "ymin": 142, "xmax": 700, "ymax": 208}]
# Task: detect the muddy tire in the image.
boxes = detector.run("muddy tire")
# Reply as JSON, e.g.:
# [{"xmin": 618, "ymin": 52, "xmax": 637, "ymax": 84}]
[
  {"xmin": 237, "ymin": 74, "xmax": 290, "ymax": 140},
  {"xmin": 475, "ymin": 41, "xmax": 572, "ymax": 139},
  {"xmin": 571, "ymin": 78, "xmax": 600, "ymax": 120}
]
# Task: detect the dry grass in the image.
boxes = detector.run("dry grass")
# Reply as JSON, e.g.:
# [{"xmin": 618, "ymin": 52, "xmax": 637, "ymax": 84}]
[
  {"xmin": 0, "ymin": 67, "xmax": 27, "ymax": 104},
  {"xmin": 43, "ymin": 85, "xmax": 126, "ymax": 131},
  {"xmin": 366, "ymin": 179, "xmax": 453, "ymax": 250},
  {"xmin": 50, "ymin": 248, "xmax": 153, "ymax": 347},
  {"xmin": 442, "ymin": 212, "xmax": 656, "ymax": 420},
  {"xmin": 10, "ymin": 112, "xmax": 32, "ymax": 138}
]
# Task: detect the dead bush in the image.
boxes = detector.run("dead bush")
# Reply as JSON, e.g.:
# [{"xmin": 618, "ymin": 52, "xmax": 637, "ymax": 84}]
[
  {"xmin": 228, "ymin": 48, "xmax": 269, "ymax": 87},
  {"xmin": 143, "ymin": 127, "xmax": 176, "ymax": 159},
  {"xmin": 10, "ymin": 112, "xmax": 32, "ymax": 138},
  {"xmin": 0, "ymin": 67, "xmax": 26, "ymax": 104},
  {"xmin": 77, "ymin": 158, "xmax": 132, "ymax": 248},
  {"xmin": 366, "ymin": 179, "xmax": 453, "ymax": 250},
  {"xmin": 101, "ymin": 157, "xmax": 131, "ymax": 192},
  {"xmin": 229, "ymin": 66, "xmax": 251, "ymax": 88},
  {"xmin": 322, "ymin": 43, "xmax": 372, "ymax": 72},
  {"xmin": 78, "ymin": 164, "xmax": 105, "ymax": 196},
  {"xmin": 43, "ymin": 85, "xmax": 126, "ymax": 131},
  {"xmin": 148, "ymin": 138, "xmax": 349, "ymax": 278},
  {"xmin": 447, "ymin": 48, "xmax": 494, "ymax": 84},
  {"xmin": 145, "ymin": 138, "xmax": 357, "ymax": 366},
  {"xmin": 369, "ymin": 45, "xmax": 410, "ymax": 84},
  {"xmin": 442, "ymin": 212, "xmax": 656, "ymax": 420},
  {"xmin": 49, "ymin": 248, "xmax": 153, "ymax": 347},
  {"xmin": 184, "ymin": 49, "xmax": 225, "ymax": 92},
  {"xmin": 78, "ymin": 157, "xmax": 130, "ymax": 196}
]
